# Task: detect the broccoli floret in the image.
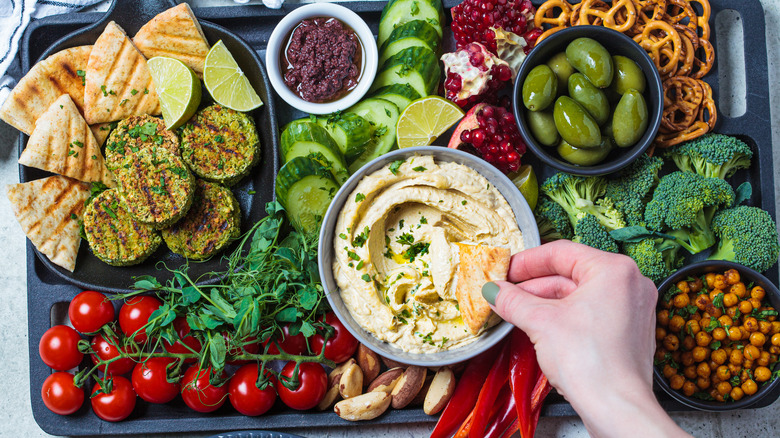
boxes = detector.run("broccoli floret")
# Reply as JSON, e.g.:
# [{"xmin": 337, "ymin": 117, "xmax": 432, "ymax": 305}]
[
  {"xmin": 665, "ymin": 133, "xmax": 753, "ymax": 179},
  {"xmin": 623, "ymin": 237, "xmax": 684, "ymax": 282},
  {"xmin": 572, "ymin": 213, "xmax": 619, "ymax": 253},
  {"xmin": 708, "ymin": 206, "xmax": 780, "ymax": 272},
  {"xmin": 535, "ymin": 196, "xmax": 573, "ymax": 241},
  {"xmin": 605, "ymin": 154, "xmax": 664, "ymax": 226},
  {"xmin": 541, "ymin": 173, "xmax": 626, "ymax": 232},
  {"xmin": 644, "ymin": 172, "xmax": 734, "ymax": 254}
]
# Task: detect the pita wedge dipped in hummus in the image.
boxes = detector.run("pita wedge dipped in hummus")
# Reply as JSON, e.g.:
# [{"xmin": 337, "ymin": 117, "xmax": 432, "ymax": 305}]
[{"xmin": 332, "ymin": 155, "xmax": 523, "ymax": 353}]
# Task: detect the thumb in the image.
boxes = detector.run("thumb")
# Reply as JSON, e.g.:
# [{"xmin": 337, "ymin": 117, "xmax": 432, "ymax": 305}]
[{"xmin": 482, "ymin": 280, "xmax": 549, "ymax": 332}]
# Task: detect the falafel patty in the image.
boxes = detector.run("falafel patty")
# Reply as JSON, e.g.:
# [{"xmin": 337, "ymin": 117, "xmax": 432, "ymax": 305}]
[
  {"xmin": 113, "ymin": 146, "xmax": 195, "ymax": 228},
  {"xmin": 178, "ymin": 105, "xmax": 260, "ymax": 186},
  {"xmin": 83, "ymin": 189, "xmax": 163, "ymax": 266},
  {"xmin": 162, "ymin": 180, "xmax": 241, "ymax": 259},
  {"xmin": 105, "ymin": 115, "xmax": 180, "ymax": 170}
]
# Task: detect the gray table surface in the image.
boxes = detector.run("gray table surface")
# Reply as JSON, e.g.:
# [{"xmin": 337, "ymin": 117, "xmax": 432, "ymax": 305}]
[{"xmin": 1, "ymin": 0, "xmax": 780, "ymax": 436}]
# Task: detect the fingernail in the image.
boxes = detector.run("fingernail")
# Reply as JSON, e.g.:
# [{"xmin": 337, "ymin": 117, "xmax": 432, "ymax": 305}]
[{"xmin": 482, "ymin": 282, "xmax": 500, "ymax": 305}]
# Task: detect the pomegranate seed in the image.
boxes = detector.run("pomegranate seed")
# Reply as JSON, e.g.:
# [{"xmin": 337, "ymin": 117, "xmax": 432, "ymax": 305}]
[
  {"xmin": 482, "ymin": 106, "xmax": 495, "ymax": 119},
  {"xmin": 507, "ymin": 152, "xmax": 519, "ymax": 163},
  {"xmin": 461, "ymin": 130, "xmax": 472, "ymax": 143},
  {"xmin": 469, "ymin": 51, "xmax": 484, "ymax": 66},
  {"xmin": 484, "ymin": 153, "xmax": 495, "ymax": 162},
  {"xmin": 472, "ymin": 129, "xmax": 486, "ymax": 147},
  {"xmin": 488, "ymin": 145, "xmax": 499, "ymax": 154}
]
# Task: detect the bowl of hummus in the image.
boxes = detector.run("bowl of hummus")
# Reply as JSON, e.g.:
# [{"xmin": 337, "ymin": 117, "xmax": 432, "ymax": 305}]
[{"xmin": 318, "ymin": 147, "xmax": 540, "ymax": 366}]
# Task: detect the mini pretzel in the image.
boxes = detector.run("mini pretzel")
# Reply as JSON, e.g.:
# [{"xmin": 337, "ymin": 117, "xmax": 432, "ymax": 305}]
[
  {"xmin": 671, "ymin": 25, "xmax": 697, "ymax": 77},
  {"xmin": 686, "ymin": 0, "xmax": 712, "ymax": 40},
  {"xmin": 661, "ymin": 76, "xmax": 703, "ymax": 132},
  {"xmin": 664, "ymin": 0, "xmax": 698, "ymax": 33},
  {"xmin": 535, "ymin": 0, "xmax": 573, "ymax": 29},
  {"xmin": 570, "ymin": 1, "xmax": 609, "ymax": 26},
  {"xmin": 691, "ymin": 38, "xmax": 714, "ymax": 79},
  {"xmin": 629, "ymin": 0, "xmax": 667, "ymax": 35},
  {"xmin": 634, "ymin": 21, "xmax": 682, "ymax": 76},
  {"xmin": 654, "ymin": 121, "xmax": 709, "ymax": 148},
  {"xmin": 697, "ymin": 79, "xmax": 717, "ymax": 130},
  {"xmin": 577, "ymin": 0, "xmax": 637, "ymax": 33},
  {"xmin": 536, "ymin": 26, "xmax": 567, "ymax": 44}
]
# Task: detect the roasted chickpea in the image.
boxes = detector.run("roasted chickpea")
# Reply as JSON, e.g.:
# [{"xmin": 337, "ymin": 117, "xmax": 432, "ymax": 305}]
[
  {"xmin": 750, "ymin": 286, "xmax": 766, "ymax": 301},
  {"xmin": 691, "ymin": 313, "xmax": 702, "ymax": 322},
  {"xmin": 724, "ymin": 269, "xmax": 740, "ymax": 285},
  {"xmin": 715, "ymin": 365, "xmax": 731, "ymax": 381},
  {"xmin": 655, "ymin": 349, "xmax": 668, "ymax": 362},
  {"xmin": 742, "ymin": 379, "xmax": 758, "ymax": 395},
  {"xmin": 712, "ymin": 327, "xmax": 727, "ymax": 341},
  {"xmin": 712, "ymin": 392, "xmax": 725, "ymax": 402},
  {"xmin": 750, "ymin": 332, "xmax": 767, "ymax": 348},
  {"xmin": 770, "ymin": 354, "xmax": 778, "ymax": 363},
  {"xmin": 740, "ymin": 327, "xmax": 752, "ymax": 341},
  {"xmin": 696, "ymin": 376, "xmax": 711, "ymax": 390},
  {"xmin": 723, "ymin": 292, "xmax": 739, "ymax": 308},
  {"xmin": 683, "ymin": 364, "xmax": 698, "ymax": 379},
  {"xmin": 669, "ymin": 315, "xmax": 686, "ymax": 332},
  {"xmin": 694, "ymin": 295, "xmax": 711, "ymax": 311},
  {"xmin": 671, "ymin": 351, "xmax": 682, "ymax": 363},
  {"xmin": 771, "ymin": 333, "xmax": 780, "ymax": 347},
  {"xmin": 744, "ymin": 344, "xmax": 761, "ymax": 361},
  {"xmin": 728, "ymin": 363, "xmax": 742, "ymax": 377},
  {"xmin": 744, "ymin": 359, "xmax": 754, "ymax": 369},
  {"xmin": 770, "ymin": 345, "xmax": 780, "ymax": 355},
  {"xmin": 749, "ymin": 298, "xmax": 763, "ymax": 311},
  {"xmin": 681, "ymin": 351, "xmax": 695, "ymax": 367},
  {"xmin": 755, "ymin": 366, "xmax": 772, "ymax": 383},
  {"xmin": 709, "ymin": 289, "xmax": 723, "ymax": 301},
  {"xmin": 663, "ymin": 364, "xmax": 677, "ymax": 379},
  {"xmin": 704, "ymin": 273, "xmax": 717, "ymax": 288},
  {"xmin": 759, "ymin": 320, "xmax": 772, "ymax": 335},
  {"xmin": 676, "ymin": 281, "xmax": 691, "ymax": 294},
  {"xmin": 656, "ymin": 327, "xmax": 667, "ymax": 341},
  {"xmin": 692, "ymin": 346, "xmax": 710, "ymax": 362},
  {"xmin": 705, "ymin": 305, "xmax": 723, "ymax": 318},
  {"xmin": 683, "ymin": 380, "xmax": 697, "ymax": 396},
  {"xmin": 711, "ymin": 374, "xmax": 721, "ymax": 385},
  {"xmin": 745, "ymin": 317, "xmax": 760, "ymax": 332},
  {"xmin": 663, "ymin": 334, "xmax": 680, "ymax": 351},
  {"xmin": 695, "ymin": 331, "xmax": 712, "ymax": 347},
  {"xmin": 685, "ymin": 320, "xmax": 701, "ymax": 336},
  {"xmin": 673, "ymin": 293, "xmax": 690, "ymax": 308},
  {"xmin": 728, "ymin": 327, "xmax": 743, "ymax": 342},
  {"xmin": 741, "ymin": 369, "xmax": 752, "ymax": 382},
  {"xmin": 730, "ymin": 349, "xmax": 744, "ymax": 365},
  {"xmin": 682, "ymin": 335, "xmax": 696, "ymax": 351},
  {"xmin": 700, "ymin": 316, "xmax": 713, "ymax": 330},
  {"xmin": 689, "ymin": 277, "xmax": 704, "ymax": 293},
  {"xmin": 712, "ymin": 274, "xmax": 727, "ymax": 290},
  {"xmin": 757, "ymin": 351, "xmax": 771, "ymax": 367},
  {"xmin": 730, "ymin": 386, "xmax": 745, "ymax": 401},
  {"xmin": 726, "ymin": 306, "xmax": 738, "ymax": 318},
  {"xmin": 771, "ymin": 322, "xmax": 780, "ymax": 334},
  {"xmin": 696, "ymin": 362, "xmax": 711, "ymax": 378},
  {"xmin": 718, "ymin": 315, "xmax": 734, "ymax": 327},
  {"xmin": 730, "ymin": 282, "xmax": 747, "ymax": 298},
  {"xmin": 669, "ymin": 374, "xmax": 685, "ymax": 390},
  {"xmin": 657, "ymin": 310, "xmax": 670, "ymax": 327},
  {"xmin": 716, "ymin": 381, "xmax": 732, "ymax": 396},
  {"xmin": 711, "ymin": 349, "xmax": 728, "ymax": 365},
  {"xmin": 738, "ymin": 300, "xmax": 754, "ymax": 314}
]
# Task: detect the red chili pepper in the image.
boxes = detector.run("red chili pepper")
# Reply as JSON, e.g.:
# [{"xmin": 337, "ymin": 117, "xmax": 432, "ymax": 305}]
[
  {"xmin": 484, "ymin": 385, "xmax": 517, "ymax": 438},
  {"xmin": 468, "ymin": 340, "xmax": 512, "ymax": 438},
  {"xmin": 501, "ymin": 374, "xmax": 553, "ymax": 438},
  {"xmin": 508, "ymin": 328, "xmax": 541, "ymax": 438},
  {"xmin": 430, "ymin": 343, "xmax": 502, "ymax": 438}
]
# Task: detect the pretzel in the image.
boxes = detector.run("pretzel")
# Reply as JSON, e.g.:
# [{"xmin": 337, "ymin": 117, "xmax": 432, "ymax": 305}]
[
  {"xmin": 577, "ymin": 0, "xmax": 638, "ymax": 33},
  {"xmin": 690, "ymin": 38, "xmax": 714, "ymax": 79},
  {"xmin": 672, "ymin": 24, "xmax": 698, "ymax": 77},
  {"xmin": 633, "ymin": 21, "xmax": 682, "ymax": 76},
  {"xmin": 697, "ymin": 80, "xmax": 717, "ymax": 130},
  {"xmin": 535, "ymin": 0, "xmax": 573, "ymax": 29},
  {"xmin": 654, "ymin": 121, "xmax": 710, "ymax": 148},
  {"xmin": 685, "ymin": 0, "xmax": 712, "ymax": 40},
  {"xmin": 664, "ymin": 0, "xmax": 698, "ymax": 33},
  {"xmin": 570, "ymin": 1, "xmax": 609, "ymax": 26},
  {"xmin": 536, "ymin": 26, "xmax": 567, "ymax": 44},
  {"xmin": 661, "ymin": 76, "xmax": 703, "ymax": 132},
  {"xmin": 629, "ymin": 0, "xmax": 667, "ymax": 35}
]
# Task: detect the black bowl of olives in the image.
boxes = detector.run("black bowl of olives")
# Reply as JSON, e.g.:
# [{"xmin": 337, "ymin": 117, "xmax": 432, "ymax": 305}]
[{"xmin": 513, "ymin": 26, "xmax": 663, "ymax": 176}]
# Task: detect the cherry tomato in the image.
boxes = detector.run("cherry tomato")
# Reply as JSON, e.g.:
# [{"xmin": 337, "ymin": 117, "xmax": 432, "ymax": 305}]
[
  {"xmin": 41, "ymin": 372, "xmax": 84, "ymax": 415},
  {"xmin": 276, "ymin": 361, "xmax": 327, "ymax": 410},
  {"xmin": 180, "ymin": 365, "xmax": 228, "ymax": 413},
  {"xmin": 90, "ymin": 334, "xmax": 135, "ymax": 375},
  {"xmin": 228, "ymin": 363, "xmax": 277, "ymax": 416},
  {"xmin": 68, "ymin": 291, "xmax": 115, "ymax": 334},
  {"xmin": 90, "ymin": 376, "xmax": 136, "ymax": 422},
  {"xmin": 310, "ymin": 313, "xmax": 359, "ymax": 363},
  {"xmin": 118, "ymin": 295, "xmax": 162, "ymax": 343},
  {"xmin": 262, "ymin": 324, "xmax": 307, "ymax": 355},
  {"xmin": 39, "ymin": 325, "xmax": 83, "ymax": 371},
  {"xmin": 162, "ymin": 317, "xmax": 202, "ymax": 362},
  {"xmin": 131, "ymin": 357, "xmax": 180, "ymax": 404}
]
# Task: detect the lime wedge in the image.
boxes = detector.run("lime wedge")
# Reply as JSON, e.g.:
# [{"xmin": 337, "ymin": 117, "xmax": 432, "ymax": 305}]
[
  {"xmin": 204, "ymin": 40, "xmax": 263, "ymax": 112},
  {"xmin": 509, "ymin": 164, "xmax": 538, "ymax": 211},
  {"xmin": 147, "ymin": 56, "xmax": 201, "ymax": 130},
  {"xmin": 396, "ymin": 96, "xmax": 464, "ymax": 148}
]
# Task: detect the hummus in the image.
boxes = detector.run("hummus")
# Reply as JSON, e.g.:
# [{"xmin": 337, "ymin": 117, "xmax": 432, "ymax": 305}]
[{"xmin": 332, "ymin": 155, "xmax": 524, "ymax": 353}]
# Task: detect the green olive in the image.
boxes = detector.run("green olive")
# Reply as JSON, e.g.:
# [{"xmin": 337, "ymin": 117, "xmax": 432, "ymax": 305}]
[
  {"xmin": 522, "ymin": 65, "xmax": 558, "ymax": 111},
  {"xmin": 612, "ymin": 55, "xmax": 646, "ymax": 95},
  {"xmin": 612, "ymin": 89, "xmax": 649, "ymax": 148},
  {"xmin": 557, "ymin": 137, "xmax": 613, "ymax": 166},
  {"xmin": 546, "ymin": 52, "xmax": 575, "ymax": 93},
  {"xmin": 526, "ymin": 110, "xmax": 559, "ymax": 147},
  {"xmin": 602, "ymin": 119, "xmax": 614, "ymax": 142},
  {"xmin": 565, "ymin": 38, "xmax": 614, "ymax": 88},
  {"xmin": 568, "ymin": 73, "xmax": 610, "ymax": 126},
  {"xmin": 553, "ymin": 96, "xmax": 602, "ymax": 148}
]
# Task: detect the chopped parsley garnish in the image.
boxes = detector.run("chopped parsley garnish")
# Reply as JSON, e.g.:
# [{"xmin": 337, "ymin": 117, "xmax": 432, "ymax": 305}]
[
  {"xmin": 403, "ymin": 242, "xmax": 430, "ymax": 262},
  {"xmin": 352, "ymin": 226, "xmax": 370, "ymax": 247},
  {"xmin": 215, "ymin": 135, "xmax": 225, "ymax": 143},
  {"xmin": 355, "ymin": 193, "xmax": 366, "ymax": 203},
  {"xmin": 462, "ymin": 200, "xmax": 468, "ymax": 205},
  {"xmin": 100, "ymin": 85, "xmax": 108, "ymax": 96},
  {"xmin": 356, "ymin": 260, "xmax": 364, "ymax": 270},
  {"xmin": 389, "ymin": 159, "xmax": 404, "ymax": 175},
  {"xmin": 91, "ymin": 155, "xmax": 97, "ymax": 160},
  {"xmin": 347, "ymin": 250, "xmax": 361, "ymax": 261},
  {"xmin": 150, "ymin": 177, "xmax": 167, "ymax": 195},
  {"xmin": 144, "ymin": 88, "xmax": 149, "ymax": 94},
  {"xmin": 71, "ymin": 140, "xmax": 84, "ymax": 148},
  {"xmin": 413, "ymin": 166, "xmax": 427, "ymax": 172},
  {"xmin": 67, "ymin": 150, "xmax": 77, "ymax": 157},
  {"xmin": 130, "ymin": 89, "xmax": 138, "ymax": 95},
  {"xmin": 102, "ymin": 203, "xmax": 117, "ymax": 219},
  {"xmin": 171, "ymin": 167, "xmax": 189, "ymax": 178},
  {"xmin": 339, "ymin": 233, "xmax": 348, "ymax": 240},
  {"xmin": 417, "ymin": 331, "xmax": 435, "ymax": 346},
  {"xmin": 70, "ymin": 213, "xmax": 78, "ymax": 220},
  {"xmin": 396, "ymin": 233, "xmax": 415, "ymax": 245},
  {"xmin": 399, "ymin": 219, "xmax": 405, "ymax": 229},
  {"xmin": 420, "ymin": 216, "xmax": 427, "ymax": 224},
  {"xmin": 76, "ymin": 70, "xmax": 86, "ymax": 85},
  {"xmin": 119, "ymin": 99, "xmax": 128, "ymax": 106},
  {"xmin": 361, "ymin": 274, "xmax": 372, "ymax": 282}
]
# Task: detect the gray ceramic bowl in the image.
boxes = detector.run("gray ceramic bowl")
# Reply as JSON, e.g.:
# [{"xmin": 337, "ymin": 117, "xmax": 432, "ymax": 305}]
[{"xmin": 318, "ymin": 147, "xmax": 540, "ymax": 366}]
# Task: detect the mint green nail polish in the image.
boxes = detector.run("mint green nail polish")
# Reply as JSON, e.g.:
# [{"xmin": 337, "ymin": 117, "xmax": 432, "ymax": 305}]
[{"xmin": 482, "ymin": 282, "xmax": 499, "ymax": 305}]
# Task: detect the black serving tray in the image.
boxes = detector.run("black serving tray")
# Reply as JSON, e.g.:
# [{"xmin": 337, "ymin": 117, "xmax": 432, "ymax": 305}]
[{"xmin": 21, "ymin": 0, "xmax": 777, "ymax": 435}]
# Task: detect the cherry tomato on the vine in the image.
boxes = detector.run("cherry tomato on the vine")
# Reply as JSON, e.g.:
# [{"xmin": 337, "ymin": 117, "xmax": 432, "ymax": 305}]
[
  {"xmin": 180, "ymin": 365, "xmax": 228, "ymax": 413},
  {"xmin": 90, "ymin": 376, "xmax": 136, "ymax": 422},
  {"xmin": 228, "ymin": 363, "xmax": 277, "ymax": 416},
  {"xmin": 90, "ymin": 333, "xmax": 135, "ymax": 375},
  {"xmin": 39, "ymin": 325, "xmax": 83, "ymax": 371},
  {"xmin": 118, "ymin": 295, "xmax": 162, "ymax": 343},
  {"xmin": 276, "ymin": 361, "xmax": 327, "ymax": 410},
  {"xmin": 162, "ymin": 317, "xmax": 202, "ymax": 362},
  {"xmin": 68, "ymin": 291, "xmax": 114, "ymax": 334},
  {"xmin": 263, "ymin": 324, "xmax": 307, "ymax": 356},
  {"xmin": 41, "ymin": 372, "xmax": 84, "ymax": 415},
  {"xmin": 224, "ymin": 333, "xmax": 260, "ymax": 365},
  {"xmin": 131, "ymin": 357, "xmax": 180, "ymax": 404},
  {"xmin": 310, "ymin": 312, "xmax": 358, "ymax": 363}
]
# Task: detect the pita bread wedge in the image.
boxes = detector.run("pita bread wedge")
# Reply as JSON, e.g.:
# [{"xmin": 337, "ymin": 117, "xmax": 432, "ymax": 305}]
[
  {"xmin": 84, "ymin": 22, "xmax": 160, "ymax": 124},
  {"xmin": 90, "ymin": 123, "xmax": 112, "ymax": 146},
  {"xmin": 19, "ymin": 95, "xmax": 115, "ymax": 187},
  {"xmin": 0, "ymin": 46, "xmax": 92, "ymax": 135},
  {"xmin": 455, "ymin": 243, "xmax": 511, "ymax": 335},
  {"xmin": 133, "ymin": 3, "xmax": 210, "ymax": 76},
  {"xmin": 6, "ymin": 176, "xmax": 91, "ymax": 272}
]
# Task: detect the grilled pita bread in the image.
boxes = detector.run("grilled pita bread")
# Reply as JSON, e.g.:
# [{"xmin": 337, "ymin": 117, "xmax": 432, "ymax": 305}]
[
  {"xmin": 455, "ymin": 243, "xmax": 511, "ymax": 335},
  {"xmin": 133, "ymin": 3, "xmax": 210, "ymax": 76},
  {"xmin": 6, "ymin": 176, "xmax": 91, "ymax": 272},
  {"xmin": 90, "ymin": 123, "xmax": 112, "ymax": 146},
  {"xmin": 84, "ymin": 21, "xmax": 160, "ymax": 124},
  {"xmin": 0, "ymin": 46, "xmax": 92, "ymax": 135},
  {"xmin": 19, "ymin": 95, "xmax": 115, "ymax": 187}
]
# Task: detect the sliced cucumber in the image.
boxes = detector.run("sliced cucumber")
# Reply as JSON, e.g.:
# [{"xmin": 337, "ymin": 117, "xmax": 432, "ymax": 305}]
[
  {"xmin": 346, "ymin": 98, "xmax": 400, "ymax": 173},
  {"xmin": 371, "ymin": 46, "xmax": 441, "ymax": 97},
  {"xmin": 370, "ymin": 84, "xmax": 421, "ymax": 113},
  {"xmin": 281, "ymin": 120, "xmax": 349, "ymax": 184},
  {"xmin": 379, "ymin": 20, "xmax": 442, "ymax": 64},
  {"xmin": 315, "ymin": 112, "xmax": 371, "ymax": 162},
  {"xmin": 378, "ymin": 0, "xmax": 444, "ymax": 47},
  {"xmin": 276, "ymin": 156, "xmax": 339, "ymax": 236}
]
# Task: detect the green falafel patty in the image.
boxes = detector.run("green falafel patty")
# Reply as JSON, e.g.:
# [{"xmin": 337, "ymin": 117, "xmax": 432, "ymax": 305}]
[
  {"xmin": 105, "ymin": 115, "xmax": 180, "ymax": 171},
  {"xmin": 179, "ymin": 104, "xmax": 260, "ymax": 186},
  {"xmin": 162, "ymin": 180, "xmax": 240, "ymax": 259},
  {"xmin": 113, "ymin": 146, "xmax": 195, "ymax": 228},
  {"xmin": 83, "ymin": 189, "xmax": 163, "ymax": 266}
]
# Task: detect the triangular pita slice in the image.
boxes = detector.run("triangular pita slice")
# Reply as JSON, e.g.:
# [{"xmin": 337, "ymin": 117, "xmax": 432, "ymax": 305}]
[
  {"xmin": 19, "ymin": 95, "xmax": 115, "ymax": 187},
  {"xmin": 455, "ymin": 243, "xmax": 511, "ymax": 335},
  {"xmin": 90, "ymin": 123, "xmax": 112, "ymax": 146},
  {"xmin": 0, "ymin": 45, "xmax": 92, "ymax": 135},
  {"xmin": 133, "ymin": 3, "xmax": 210, "ymax": 76},
  {"xmin": 84, "ymin": 21, "xmax": 160, "ymax": 124},
  {"xmin": 7, "ymin": 176, "xmax": 91, "ymax": 272}
]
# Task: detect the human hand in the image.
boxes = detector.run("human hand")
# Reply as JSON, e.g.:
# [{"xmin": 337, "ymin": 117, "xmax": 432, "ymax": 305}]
[{"xmin": 481, "ymin": 240, "xmax": 689, "ymax": 437}]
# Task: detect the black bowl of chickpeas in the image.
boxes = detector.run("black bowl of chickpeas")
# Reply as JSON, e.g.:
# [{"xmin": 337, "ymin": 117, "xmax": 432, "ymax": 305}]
[{"xmin": 653, "ymin": 261, "xmax": 780, "ymax": 411}]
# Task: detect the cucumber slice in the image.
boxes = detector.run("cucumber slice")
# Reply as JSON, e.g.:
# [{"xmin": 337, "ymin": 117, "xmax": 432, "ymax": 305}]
[
  {"xmin": 371, "ymin": 46, "xmax": 441, "ymax": 97},
  {"xmin": 275, "ymin": 156, "xmax": 339, "ymax": 236},
  {"xmin": 281, "ymin": 120, "xmax": 349, "ymax": 184},
  {"xmin": 315, "ymin": 112, "xmax": 371, "ymax": 162},
  {"xmin": 347, "ymin": 98, "xmax": 400, "ymax": 173},
  {"xmin": 370, "ymin": 84, "xmax": 421, "ymax": 113},
  {"xmin": 379, "ymin": 20, "xmax": 442, "ymax": 65},
  {"xmin": 378, "ymin": 0, "xmax": 444, "ymax": 47}
]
